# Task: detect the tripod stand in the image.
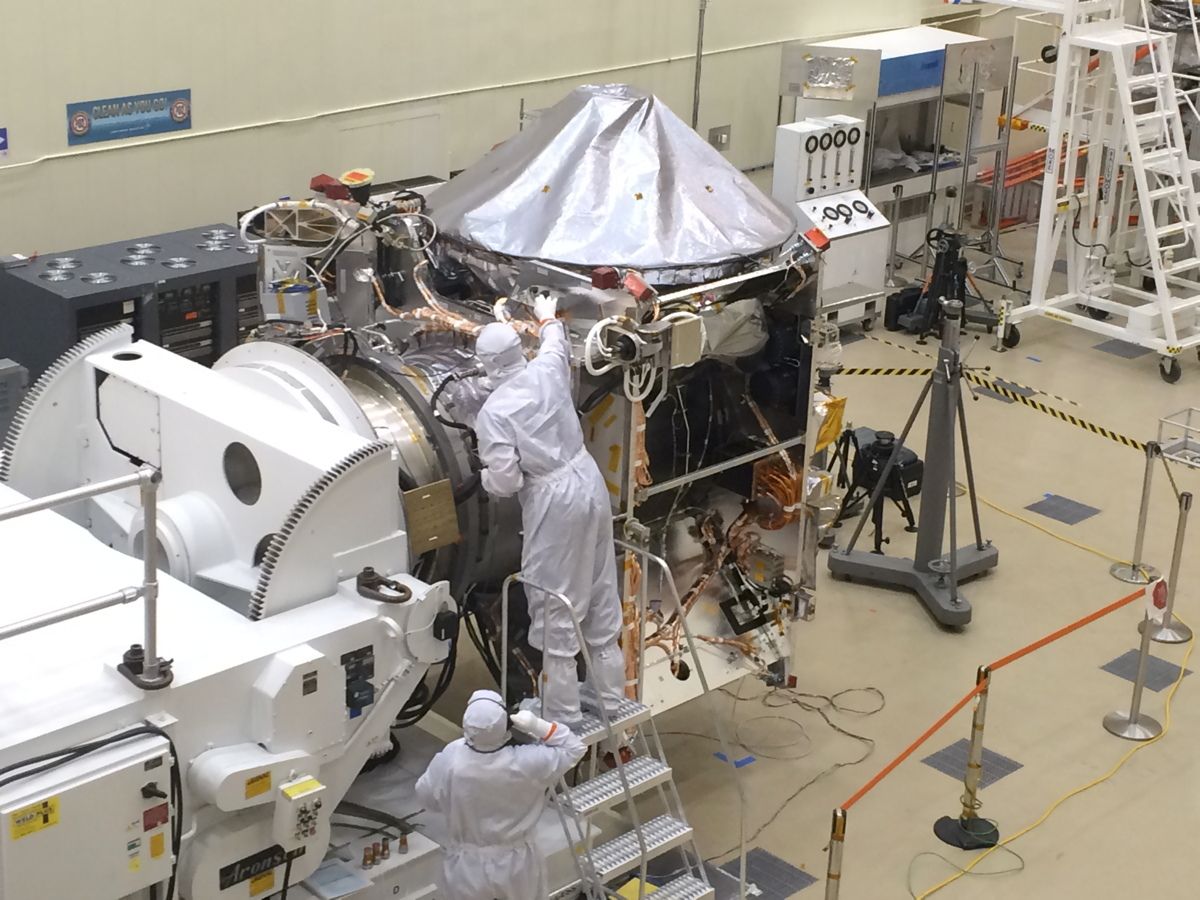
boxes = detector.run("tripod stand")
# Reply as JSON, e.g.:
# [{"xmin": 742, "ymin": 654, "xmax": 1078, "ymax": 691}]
[
  {"xmin": 828, "ymin": 300, "xmax": 998, "ymax": 627},
  {"xmin": 831, "ymin": 428, "xmax": 921, "ymax": 554}
]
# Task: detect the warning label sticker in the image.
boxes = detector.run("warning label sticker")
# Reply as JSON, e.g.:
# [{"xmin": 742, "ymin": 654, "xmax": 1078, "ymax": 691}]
[
  {"xmin": 244, "ymin": 772, "xmax": 272, "ymax": 800},
  {"xmin": 9, "ymin": 797, "xmax": 60, "ymax": 840}
]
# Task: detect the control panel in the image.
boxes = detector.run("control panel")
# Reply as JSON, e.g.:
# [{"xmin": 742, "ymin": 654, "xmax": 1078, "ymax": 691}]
[
  {"xmin": 159, "ymin": 281, "xmax": 217, "ymax": 364},
  {"xmin": 273, "ymin": 775, "xmax": 327, "ymax": 850},
  {"xmin": 794, "ymin": 190, "xmax": 889, "ymax": 241},
  {"xmin": 0, "ymin": 734, "xmax": 175, "ymax": 900},
  {"xmin": 773, "ymin": 115, "xmax": 867, "ymax": 204}
]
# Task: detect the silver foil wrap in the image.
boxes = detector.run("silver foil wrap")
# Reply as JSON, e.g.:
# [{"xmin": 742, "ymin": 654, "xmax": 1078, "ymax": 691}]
[{"xmin": 428, "ymin": 84, "xmax": 796, "ymax": 289}]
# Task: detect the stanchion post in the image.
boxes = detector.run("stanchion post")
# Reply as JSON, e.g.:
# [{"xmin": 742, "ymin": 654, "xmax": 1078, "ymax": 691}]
[
  {"xmin": 933, "ymin": 666, "xmax": 998, "ymax": 849},
  {"xmin": 1143, "ymin": 491, "xmax": 1193, "ymax": 644},
  {"xmin": 825, "ymin": 808, "xmax": 846, "ymax": 900},
  {"xmin": 1104, "ymin": 610, "xmax": 1164, "ymax": 741},
  {"xmin": 1111, "ymin": 441, "xmax": 1162, "ymax": 584}
]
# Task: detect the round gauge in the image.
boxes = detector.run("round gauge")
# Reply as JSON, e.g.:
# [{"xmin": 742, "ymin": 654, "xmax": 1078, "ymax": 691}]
[
  {"xmin": 805, "ymin": 135, "xmax": 819, "ymax": 153},
  {"xmin": 853, "ymin": 200, "xmax": 870, "ymax": 215},
  {"xmin": 833, "ymin": 129, "xmax": 847, "ymax": 148},
  {"xmin": 836, "ymin": 203, "xmax": 853, "ymax": 219},
  {"xmin": 848, "ymin": 127, "xmax": 862, "ymax": 145},
  {"xmin": 819, "ymin": 132, "xmax": 834, "ymax": 151},
  {"xmin": 823, "ymin": 206, "xmax": 840, "ymax": 221}
]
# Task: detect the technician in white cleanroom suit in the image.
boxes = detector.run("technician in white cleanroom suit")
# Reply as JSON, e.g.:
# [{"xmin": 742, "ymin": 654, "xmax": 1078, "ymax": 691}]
[
  {"xmin": 415, "ymin": 690, "xmax": 586, "ymax": 899},
  {"xmin": 473, "ymin": 293, "xmax": 626, "ymax": 726}
]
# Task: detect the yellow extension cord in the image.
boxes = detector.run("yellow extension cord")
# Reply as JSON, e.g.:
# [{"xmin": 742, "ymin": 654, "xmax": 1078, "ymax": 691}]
[{"xmin": 912, "ymin": 493, "xmax": 1194, "ymax": 898}]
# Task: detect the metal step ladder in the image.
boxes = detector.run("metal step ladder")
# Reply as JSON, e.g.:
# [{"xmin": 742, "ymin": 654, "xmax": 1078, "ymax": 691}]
[
  {"xmin": 1004, "ymin": 0, "xmax": 1200, "ymax": 379},
  {"xmin": 1111, "ymin": 28, "xmax": 1200, "ymax": 301},
  {"xmin": 551, "ymin": 699, "xmax": 713, "ymax": 900},
  {"xmin": 499, "ymin": 573, "xmax": 714, "ymax": 900}
]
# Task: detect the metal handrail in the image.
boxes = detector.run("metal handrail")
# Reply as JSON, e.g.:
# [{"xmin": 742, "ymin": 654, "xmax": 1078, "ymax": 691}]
[
  {"xmin": 0, "ymin": 467, "xmax": 164, "ymax": 682},
  {"xmin": 499, "ymin": 573, "xmax": 651, "ymax": 900},
  {"xmin": 614, "ymin": 537, "xmax": 749, "ymax": 900}
]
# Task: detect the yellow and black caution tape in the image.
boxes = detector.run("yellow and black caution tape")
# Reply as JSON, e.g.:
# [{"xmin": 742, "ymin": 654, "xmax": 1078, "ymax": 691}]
[
  {"xmin": 963, "ymin": 371, "xmax": 1145, "ymax": 451},
  {"xmin": 973, "ymin": 372, "xmax": 1081, "ymax": 408},
  {"xmin": 840, "ymin": 366, "xmax": 932, "ymax": 376},
  {"xmin": 834, "ymin": 365, "xmax": 1142, "ymax": 450},
  {"xmin": 865, "ymin": 334, "xmax": 936, "ymax": 360}
]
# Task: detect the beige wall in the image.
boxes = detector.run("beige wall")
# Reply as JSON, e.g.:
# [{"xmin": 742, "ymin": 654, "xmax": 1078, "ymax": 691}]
[{"xmin": 1, "ymin": 0, "xmax": 969, "ymax": 253}]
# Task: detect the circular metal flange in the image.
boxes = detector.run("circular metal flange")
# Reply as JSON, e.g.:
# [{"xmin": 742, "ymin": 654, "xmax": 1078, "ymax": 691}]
[
  {"xmin": 1102, "ymin": 710, "xmax": 1162, "ymax": 742},
  {"xmin": 1110, "ymin": 562, "xmax": 1160, "ymax": 584}
]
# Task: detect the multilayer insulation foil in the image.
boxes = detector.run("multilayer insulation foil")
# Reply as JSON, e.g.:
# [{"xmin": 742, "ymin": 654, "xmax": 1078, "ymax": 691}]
[{"xmin": 428, "ymin": 84, "xmax": 797, "ymax": 287}]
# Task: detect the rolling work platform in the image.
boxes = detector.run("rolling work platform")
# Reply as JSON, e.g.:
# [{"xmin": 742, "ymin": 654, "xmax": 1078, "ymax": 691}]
[{"xmin": 997, "ymin": 0, "xmax": 1200, "ymax": 381}]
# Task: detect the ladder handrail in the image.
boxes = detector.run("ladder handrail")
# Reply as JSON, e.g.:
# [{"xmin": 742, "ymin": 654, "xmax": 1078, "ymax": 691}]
[
  {"xmin": 499, "ymin": 573, "xmax": 651, "ymax": 900},
  {"xmin": 614, "ymin": 537, "xmax": 750, "ymax": 900}
]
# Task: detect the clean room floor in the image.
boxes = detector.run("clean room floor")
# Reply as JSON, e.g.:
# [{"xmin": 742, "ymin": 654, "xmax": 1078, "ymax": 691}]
[{"xmin": 439, "ymin": 224, "xmax": 1200, "ymax": 899}]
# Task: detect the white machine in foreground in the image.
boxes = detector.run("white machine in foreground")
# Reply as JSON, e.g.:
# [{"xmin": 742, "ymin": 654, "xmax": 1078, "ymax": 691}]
[{"xmin": 0, "ymin": 327, "xmax": 455, "ymax": 899}]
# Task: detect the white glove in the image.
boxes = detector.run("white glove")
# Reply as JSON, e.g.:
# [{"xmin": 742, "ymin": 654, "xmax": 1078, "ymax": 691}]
[
  {"xmin": 533, "ymin": 293, "xmax": 558, "ymax": 325},
  {"xmin": 510, "ymin": 709, "xmax": 555, "ymax": 740}
]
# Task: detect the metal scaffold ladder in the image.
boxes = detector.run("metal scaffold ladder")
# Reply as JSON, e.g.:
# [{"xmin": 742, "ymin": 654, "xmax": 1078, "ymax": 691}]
[
  {"xmin": 1001, "ymin": 0, "xmax": 1200, "ymax": 381},
  {"xmin": 551, "ymin": 700, "xmax": 713, "ymax": 900},
  {"xmin": 500, "ymin": 573, "xmax": 714, "ymax": 900}
]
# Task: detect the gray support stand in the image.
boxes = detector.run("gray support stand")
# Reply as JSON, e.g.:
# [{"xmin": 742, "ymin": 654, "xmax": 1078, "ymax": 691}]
[
  {"xmin": 1104, "ymin": 611, "xmax": 1163, "ymax": 742},
  {"xmin": 828, "ymin": 302, "xmax": 999, "ymax": 626},
  {"xmin": 1141, "ymin": 491, "xmax": 1193, "ymax": 644}
]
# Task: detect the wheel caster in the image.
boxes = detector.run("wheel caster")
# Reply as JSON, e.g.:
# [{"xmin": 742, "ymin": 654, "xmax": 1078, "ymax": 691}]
[
  {"xmin": 1001, "ymin": 325, "xmax": 1021, "ymax": 349},
  {"xmin": 862, "ymin": 317, "xmax": 876, "ymax": 332},
  {"xmin": 1086, "ymin": 306, "xmax": 1110, "ymax": 321},
  {"xmin": 1160, "ymin": 357, "xmax": 1182, "ymax": 384}
]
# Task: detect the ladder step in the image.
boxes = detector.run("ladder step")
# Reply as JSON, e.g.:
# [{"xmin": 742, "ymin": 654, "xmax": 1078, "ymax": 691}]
[
  {"xmin": 638, "ymin": 874, "xmax": 715, "ymax": 900},
  {"xmin": 564, "ymin": 756, "xmax": 673, "ymax": 816},
  {"xmin": 1165, "ymin": 257, "xmax": 1200, "ymax": 275},
  {"xmin": 1136, "ymin": 110, "xmax": 1176, "ymax": 126},
  {"xmin": 1156, "ymin": 222, "xmax": 1192, "ymax": 238},
  {"xmin": 590, "ymin": 815, "xmax": 695, "ymax": 883},
  {"xmin": 1148, "ymin": 184, "xmax": 1186, "ymax": 201},
  {"xmin": 1143, "ymin": 148, "xmax": 1184, "ymax": 166},
  {"xmin": 578, "ymin": 698, "xmax": 652, "ymax": 745},
  {"xmin": 1129, "ymin": 73, "xmax": 1173, "ymax": 90}
]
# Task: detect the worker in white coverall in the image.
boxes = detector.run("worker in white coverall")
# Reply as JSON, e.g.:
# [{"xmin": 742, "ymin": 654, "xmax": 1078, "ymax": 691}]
[
  {"xmin": 416, "ymin": 689, "xmax": 586, "ymax": 900},
  {"xmin": 472, "ymin": 293, "xmax": 626, "ymax": 726}
]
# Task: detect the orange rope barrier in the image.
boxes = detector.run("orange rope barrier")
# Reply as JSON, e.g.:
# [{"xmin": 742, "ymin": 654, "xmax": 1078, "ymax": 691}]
[
  {"xmin": 988, "ymin": 587, "xmax": 1145, "ymax": 673},
  {"xmin": 840, "ymin": 587, "xmax": 1146, "ymax": 811},
  {"xmin": 841, "ymin": 682, "xmax": 985, "ymax": 811}
]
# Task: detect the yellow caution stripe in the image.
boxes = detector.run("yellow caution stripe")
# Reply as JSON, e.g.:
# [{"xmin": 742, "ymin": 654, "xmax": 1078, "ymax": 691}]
[
  {"xmin": 963, "ymin": 372, "xmax": 1145, "ymax": 451},
  {"xmin": 959, "ymin": 368, "xmax": 1081, "ymax": 408},
  {"xmin": 840, "ymin": 367, "xmax": 933, "ymax": 376},
  {"xmin": 865, "ymin": 334, "xmax": 937, "ymax": 360}
]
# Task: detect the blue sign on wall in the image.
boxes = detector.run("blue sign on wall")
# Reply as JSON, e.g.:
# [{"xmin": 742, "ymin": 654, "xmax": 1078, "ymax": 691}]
[
  {"xmin": 0, "ymin": 127, "xmax": 7, "ymax": 157},
  {"xmin": 66, "ymin": 89, "xmax": 191, "ymax": 146}
]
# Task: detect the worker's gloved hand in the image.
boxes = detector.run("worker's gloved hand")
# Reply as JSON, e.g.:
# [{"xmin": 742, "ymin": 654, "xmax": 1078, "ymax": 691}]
[
  {"xmin": 510, "ymin": 709, "xmax": 555, "ymax": 740},
  {"xmin": 533, "ymin": 292, "xmax": 558, "ymax": 325}
]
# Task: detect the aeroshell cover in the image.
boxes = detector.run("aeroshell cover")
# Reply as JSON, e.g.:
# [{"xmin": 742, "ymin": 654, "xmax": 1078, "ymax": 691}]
[{"xmin": 428, "ymin": 84, "xmax": 797, "ymax": 284}]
